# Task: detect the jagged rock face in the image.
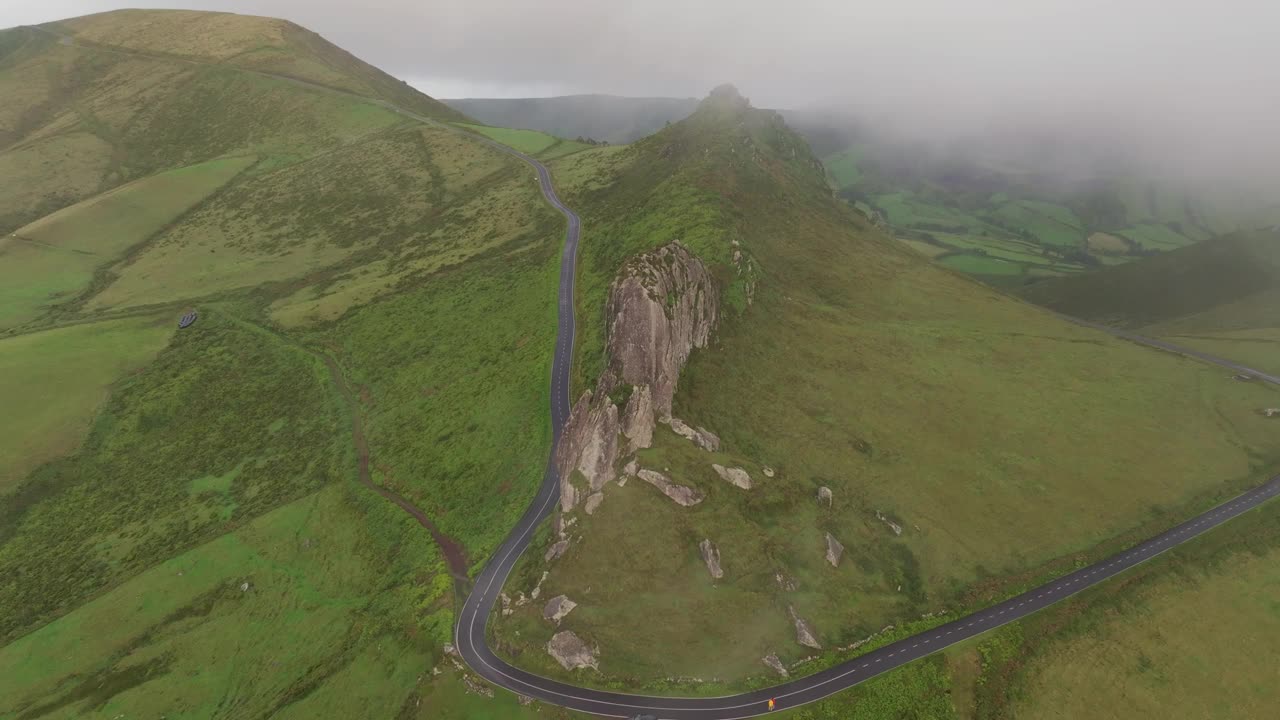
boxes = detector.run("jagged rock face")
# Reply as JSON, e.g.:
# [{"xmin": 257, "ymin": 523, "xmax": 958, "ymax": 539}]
[
  {"xmin": 547, "ymin": 631, "xmax": 598, "ymax": 671},
  {"xmin": 607, "ymin": 242, "xmax": 719, "ymax": 422},
  {"xmin": 699, "ymin": 539, "xmax": 724, "ymax": 579},
  {"xmin": 584, "ymin": 491, "xmax": 604, "ymax": 515},
  {"xmin": 763, "ymin": 653, "xmax": 789, "ymax": 677},
  {"xmin": 554, "ymin": 390, "xmax": 620, "ymax": 511},
  {"xmin": 825, "ymin": 532, "xmax": 844, "ymax": 567},
  {"xmin": 788, "ymin": 605, "xmax": 822, "ymax": 650},
  {"xmin": 543, "ymin": 595, "xmax": 578, "ymax": 625},
  {"xmin": 711, "ymin": 464, "xmax": 752, "ymax": 490},
  {"xmin": 554, "ymin": 242, "xmax": 719, "ymax": 511},
  {"xmin": 637, "ymin": 469, "xmax": 704, "ymax": 506}
]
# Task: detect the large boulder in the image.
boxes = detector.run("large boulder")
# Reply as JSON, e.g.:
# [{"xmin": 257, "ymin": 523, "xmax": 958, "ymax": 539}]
[
  {"xmin": 547, "ymin": 631, "xmax": 598, "ymax": 671},
  {"xmin": 543, "ymin": 595, "xmax": 577, "ymax": 625},
  {"xmin": 699, "ymin": 539, "xmax": 724, "ymax": 579},
  {"xmin": 545, "ymin": 539, "xmax": 570, "ymax": 563},
  {"xmin": 554, "ymin": 390, "xmax": 620, "ymax": 511},
  {"xmin": 584, "ymin": 492, "xmax": 605, "ymax": 515},
  {"xmin": 637, "ymin": 469, "xmax": 704, "ymax": 506},
  {"xmin": 668, "ymin": 417, "xmax": 721, "ymax": 451},
  {"xmin": 763, "ymin": 653, "xmax": 788, "ymax": 677},
  {"xmin": 711, "ymin": 464, "xmax": 752, "ymax": 490},
  {"xmin": 817, "ymin": 486, "xmax": 833, "ymax": 506},
  {"xmin": 825, "ymin": 532, "xmax": 844, "ymax": 568},
  {"xmin": 788, "ymin": 605, "xmax": 822, "ymax": 649}
]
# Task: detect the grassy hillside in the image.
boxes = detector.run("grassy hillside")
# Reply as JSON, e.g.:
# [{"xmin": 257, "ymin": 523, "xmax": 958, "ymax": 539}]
[
  {"xmin": 444, "ymin": 94, "xmax": 698, "ymax": 145},
  {"xmin": 0, "ymin": 9, "xmax": 581, "ymax": 718},
  {"xmin": 489, "ymin": 87, "xmax": 1280, "ymax": 692}
]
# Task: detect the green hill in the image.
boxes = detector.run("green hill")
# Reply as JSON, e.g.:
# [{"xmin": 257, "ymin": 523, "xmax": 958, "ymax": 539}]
[
  {"xmin": 486, "ymin": 86, "xmax": 1280, "ymax": 698},
  {"xmin": 0, "ymin": 9, "xmax": 583, "ymax": 719}
]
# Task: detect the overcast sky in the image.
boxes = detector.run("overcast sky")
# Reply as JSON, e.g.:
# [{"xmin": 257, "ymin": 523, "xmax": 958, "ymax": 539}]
[{"xmin": 4, "ymin": 1, "xmax": 1278, "ymax": 182}]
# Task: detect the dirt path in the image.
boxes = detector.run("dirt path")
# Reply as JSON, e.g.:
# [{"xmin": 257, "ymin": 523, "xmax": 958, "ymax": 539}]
[{"xmin": 316, "ymin": 353, "xmax": 470, "ymax": 583}]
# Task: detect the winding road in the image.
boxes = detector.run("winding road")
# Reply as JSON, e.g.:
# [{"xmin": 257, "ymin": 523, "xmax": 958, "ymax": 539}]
[{"xmin": 452, "ymin": 142, "xmax": 1280, "ymax": 719}]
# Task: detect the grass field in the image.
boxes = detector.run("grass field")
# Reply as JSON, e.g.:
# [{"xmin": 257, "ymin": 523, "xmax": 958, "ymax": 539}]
[
  {"xmin": 0, "ymin": 316, "xmax": 173, "ymax": 492},
  {"xmin": 0, "ymin": 157, "xmax": 253, "ymax": 329},
  {"xmin": 454, "ymin": 122, "xmax": 594, "ymax": 158}
]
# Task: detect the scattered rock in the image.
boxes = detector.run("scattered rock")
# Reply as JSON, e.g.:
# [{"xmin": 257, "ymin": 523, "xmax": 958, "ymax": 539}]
[
  {"xmin": 711, "ymin": 464, "xmax": 752, "ymax": 490},
  {"xmin": 545, "ymin": 539, "xmax": 570, "ymax": 562},
  {"xmin": 875, "ymin": 510, "xmax": 904, "ymax": 536},
  {"xmin": 463, "ymin": 674, "xmax": 494, "ymax": 698},
  {"xmin": 788, "ymin": 605, "xmax": 822, "ymax": 649},
  {"xmin": 530, "ymin": 570, "xmax": 549, "ymax": 600},
  {"xmin": 699, "ymin": 539, "xmax": 724, "ymax": 579},
  {"xmin": 637, "ymin": 468, "xmax": 704, "ymax": 506},
  {"xmin": 443, "ymin": 643, "xmax": 457, "ymax": 656},
  {"xmin": 825, "ymin": 532, "xmax": 844, "ymax": 567},
  {"xmin": 817, "ymin": 486, "xmax": 833, "ymax": 506},
  {"xmin": 774, "ymin": 571, "xmax": 797, "ymax": 591},
  {"xmin": 584, "ymin": 492, "xmax": 605, "ymax": 515},
  {"xmin": 501, "ymin": 592, "xmax": 513, "ymax": 617},
  {"xmin": 240, "ymin": 582, "xmax": 251, "ymax": 592},
  {"xmin": 762, "ymin": 466, "xmax": 775, "ymax": 478},
  {"xmin": 547, "ymin": 631, "xmax": 598, "ymax": 671},
  {"xmin": 543, "ymin": 595, "xmax": 578, "ymax": 625},
  {"xmin": 763, "ymin": 653, "xmax": 789, "ymax": 677},
  {"xmin": 518, "ymin": 694, "xmax": 534, "ymax": 706},
  {"xmin": 1262, "ymin": 408, "xmax": 1280, "ymax": 418},
  {"xmin": 668, "ymin": 418, "xmax": 721, "ymax": 451}
]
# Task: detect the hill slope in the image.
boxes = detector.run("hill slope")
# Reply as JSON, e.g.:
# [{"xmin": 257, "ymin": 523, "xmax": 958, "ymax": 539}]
[
  {"xmin": 488, "ymin": 87, "xmax": 1280, "ymax": 692},
  {"xmin": 0, "ymin": 9, "xmax": 585, "ymax": 720}
]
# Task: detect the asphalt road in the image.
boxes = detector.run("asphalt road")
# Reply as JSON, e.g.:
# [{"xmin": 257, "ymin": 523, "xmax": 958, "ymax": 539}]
[{"xmin": 452, "ymin": 146, "xmax": 1280, "ymax": 719}]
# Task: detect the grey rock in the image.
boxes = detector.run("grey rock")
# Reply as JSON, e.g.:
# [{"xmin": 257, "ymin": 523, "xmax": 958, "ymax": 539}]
[
  {"xmin": 543, "ymin": 595, "xmax": 578, "ymax": 625},
  {"xmin": 545, "ymin": 539, "xmax": 570, "ymax": 563},
  {"xmin": 553, "ymin": 242, "xmax": 720, "ymax": 508},
  {"xmin": 774, "ymin": 571, "xmax": 797, "ymax": 592},
  {"xmin": 788, "ymin": 605, "xmax": 822, "ymax": 649},
  {"xmin": 668, "ymin": 417, "xmax": 721, "ymax": 451},
  {"xmin": 584, "ymin": 492, "xmax": 605, "ymax": 515},
  {"xmin": 637, "ymin": 469, "xmax": 704, "ymax": 506},
  {"xmin": 699, "ymin": 539, "xmax": 724, "ymax": 579},
  {"xmin": 547, "ymin": 631, "xmax": 598, "ymax": 671},
  {"xmin": 762, "ymin": 466, "xmax": 775, "ymax": 478},
  {"xmin": 711, "ymin": 463, "xmax": 752, "ymax": 490},
  {"xmin": 763, "ymin": 653, "xmax": 789, "ymax": 677},
  {"xmin": 825, "ymin": 532, "xmax": 844, "ymax": 568},
  {"xmin": 817, "ymin": 486, "xmax": 833, "ymax": 506}
]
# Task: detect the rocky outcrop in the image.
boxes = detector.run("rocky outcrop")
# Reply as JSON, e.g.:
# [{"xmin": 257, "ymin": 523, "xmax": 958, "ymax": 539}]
[
  {"xmin": 788, "ymin": 605, "xmax": 822, "ymax": 649},
  {"xmin": 554, "ymin": 241, "xmax": 720, "ymax": 511},
  {"xmin": 711, "ymin": 464, "xmax": 752, "ymax": 490},
  {"xmin": 543, "ymin": 595, "xmax": 577, "ymax": 625},
  {"xmin": 817, "ymin": 486, "xmax": 833, "ymax": 506},
  {"xmin": 547, "ymin": 631, "xmax": 598, "ymax": 671},
  {"xmin": 584, "ymin": 492, "xmax": 604, "ymax": 515},
  {"xmin": 637, "ymin": 469, "xmax": 704, "ymax": 506},
  {"xmin": 554, "ymin": 391, "xmax": 619, "ymax": 511},
  {"xmin": 825, "ymin": 532, "xmax": 844, "ymax": 567},
  {"xmin": 545, "ymin": 539, "xmax": 570, "ymax": 563},
  {"xmin": 774, "ymin": 572, "xmax": 797, "ymax": 592},
  {"xmin": 668, "ymin": 417, "xmax": 721, "ymax": 451},
  {"xmin": 763, "ymin": 653, "xmax": 788, "ymax": 677},
  {"xmin": 699, "ymin": 539, "xmax": 724, "ymax": 579}
]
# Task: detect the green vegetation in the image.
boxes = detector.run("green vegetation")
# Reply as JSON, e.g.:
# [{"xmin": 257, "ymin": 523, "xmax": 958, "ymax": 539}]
[
  {"xmin": 492, "ymin": 87, "xmax": 1280, "ymax": 691},
  {"xmin": 455, "ymin": 122, "xmax": 593, "ymax": 159},
  {"xmin": 0, "ymin": 316, "xmax": 172, "ymax": 492},
  {"xmin": 0, "ymin": 8, "xmax": 567, "ymax": 717}
]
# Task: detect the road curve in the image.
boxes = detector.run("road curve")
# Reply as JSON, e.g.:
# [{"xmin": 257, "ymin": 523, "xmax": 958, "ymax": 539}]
[{"xmin": 452, "ymin": 141, "xmax": 1280, "ymax": 719}]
